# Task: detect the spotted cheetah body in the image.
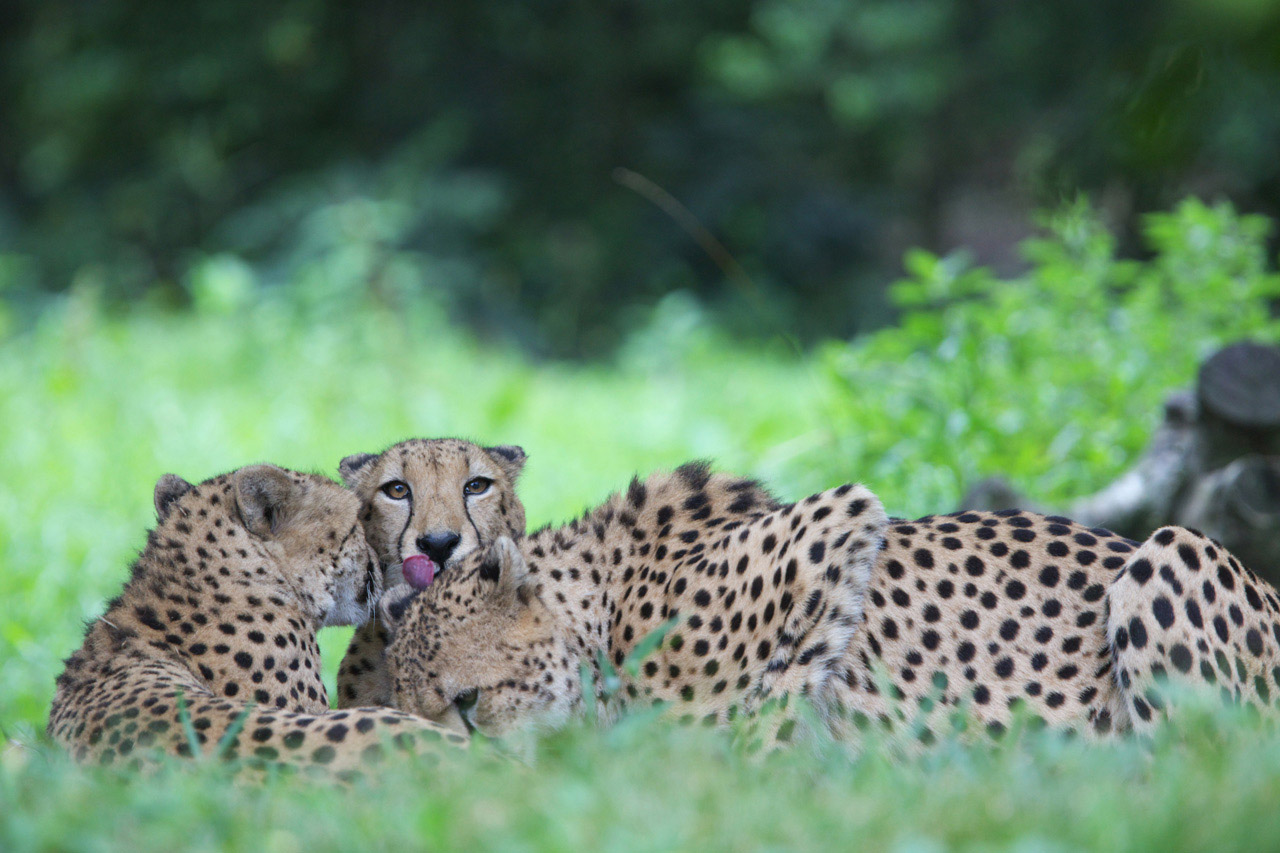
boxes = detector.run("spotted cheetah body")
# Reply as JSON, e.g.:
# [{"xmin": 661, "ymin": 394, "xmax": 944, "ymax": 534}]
[
  {"xmin": 381, "ymin": 464, "xmax": 1280, "ymax": 744},
  {"xmin": 47, "ymin": 465, "xmax": 468, "ymax": 776}
]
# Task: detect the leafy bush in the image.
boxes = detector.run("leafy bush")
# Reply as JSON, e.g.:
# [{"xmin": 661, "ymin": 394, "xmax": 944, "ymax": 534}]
[{"xmin": 815, "ymin": 198, "xmax": 1280, "ymax": 514}]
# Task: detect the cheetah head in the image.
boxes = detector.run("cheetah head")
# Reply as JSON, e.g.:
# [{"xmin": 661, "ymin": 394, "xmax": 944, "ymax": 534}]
[
  {"xmin": 338, "ymin": 439, "xmax": 527, "ymax": 591},
  {"xmin": 380, "ymin": 537, "xmax": 577, "ymax": 738},
  {"xmin": 156, "ymin": 464, "xmax": 383, "ymax": 628}
]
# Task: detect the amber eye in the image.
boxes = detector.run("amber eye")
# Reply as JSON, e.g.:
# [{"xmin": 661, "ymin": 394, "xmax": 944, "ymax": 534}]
[
  {"xmin": 381, "ymin": 481, "xmax": 410, "ymax": 500},
  {"xmin": 464, "ymin": 477, "xmax": 492, "ymax": 496}
]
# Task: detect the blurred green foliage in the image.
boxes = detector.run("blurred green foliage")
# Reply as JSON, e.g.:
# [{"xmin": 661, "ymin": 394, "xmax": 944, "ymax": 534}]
[{"xmin": 3, "ymin": 0, "xmax": 1280, "ymax": 354}]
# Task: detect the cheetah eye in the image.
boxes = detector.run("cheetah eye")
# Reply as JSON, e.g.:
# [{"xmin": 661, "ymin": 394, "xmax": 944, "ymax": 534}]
[
  {"xmin": 381, "ymin": 481, "xmax": 410, "ymax": 500},
  {"xmin": 464, "ymin": 477, "xmax": 492, "ymax": 496}
]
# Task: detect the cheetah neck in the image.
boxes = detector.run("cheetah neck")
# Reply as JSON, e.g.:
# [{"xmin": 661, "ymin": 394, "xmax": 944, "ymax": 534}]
[{"xmin": 520, "ymin": 523, "xmax": 616, "ymax": 669}]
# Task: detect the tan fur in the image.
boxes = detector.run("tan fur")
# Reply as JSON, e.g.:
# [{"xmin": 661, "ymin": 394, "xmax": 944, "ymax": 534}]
[
  {"xmin": 1108, "ymin": 525, "xmax": 1280, "ymax": 731},
  {"xmin": 379, "ymin": 467, "xmax": 1280, "ymax": 745},
  {"xmin": 336, "ymin": 438, "xmax": 527, "ymax": 707},
  {"xmin": 382, "ymin": 465, "xmax": 888, "ymax": 740},
  {"xmin": 47, "ymin": 466, "xmax": 467, "ymax": 778}
]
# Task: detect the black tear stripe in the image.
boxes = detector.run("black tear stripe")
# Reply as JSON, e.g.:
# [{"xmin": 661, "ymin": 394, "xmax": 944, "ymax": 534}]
[{"xmin": 461, "ymin": 498, "xmax": 482, "ymax": 559}]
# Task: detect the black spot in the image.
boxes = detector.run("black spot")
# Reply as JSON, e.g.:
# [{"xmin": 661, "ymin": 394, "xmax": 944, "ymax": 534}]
[
  {"xmin": 1128, "ymin": 617, "xmax": 1148, "ymax": 649},
  {"xmin": 1170, "ymin": 643, "xmax": 1193, "ymax": 673},
  {"xmin": 1218, "ymin": 565, "xmax": 1236, "ymax": 591},
  {"xmin": 809, "ymin": 541, "xmax": 826, "ymax": 564},
  {"xmin": 1177, "ymin": 544, "xmax": 1201, "ymax": 571},
  {"xmin": 1152, "ymin": 597, "xmax": 1175, "ymax": 629},
  {"xmin": 914, "ymin": 549, "xmax": 935, "ymax": 569},
  {"xmin": 1185, "ymin": 599, "xmax": 1203, "ymax": 629},
  {"xmin": 234, "ymin": 652, "xmax": 253, "ymax": 669},
  {"xmin": 1127, "ymin": 559, "xmax": 1153, "ymax": 585}
]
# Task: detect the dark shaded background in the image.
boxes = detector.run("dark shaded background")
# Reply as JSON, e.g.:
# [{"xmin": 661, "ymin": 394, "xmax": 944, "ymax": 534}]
[{"xmin": 2, "ymin": 0, "xmax": 1279, "ymax": 355}]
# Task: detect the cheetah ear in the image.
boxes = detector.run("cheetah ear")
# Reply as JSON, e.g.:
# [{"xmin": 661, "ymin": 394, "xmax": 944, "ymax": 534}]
[
  {"xmin": 478, "ymin": 537, "xmax": 537, "ymax": 605},
  {"xmin": 154, "ymin": 474, "xmax": 194, "ymax": 522},
  {"xmin": 485, "ymin": 445, "xmax": 527, "ymax": 481},
  {"xmin": 378, "ymin": 585, "xmax": 421, "ymax": 640},
  {"xmin": 338, "ymin": 452, "xmax": 378, "ymax": 488},
  {"xmin": 233, "ymin": 464, "xmax": 302, "ymax": 538}
]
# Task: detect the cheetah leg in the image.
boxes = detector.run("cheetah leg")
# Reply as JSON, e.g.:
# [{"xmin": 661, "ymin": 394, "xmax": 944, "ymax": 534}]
[
  {"xmin": 336, "ymin": 618, "xmax": 394, "ymax": 708},
  {"xmin": 1107, "ymin": 526, "xmax": 1280, "ymax": 731}
]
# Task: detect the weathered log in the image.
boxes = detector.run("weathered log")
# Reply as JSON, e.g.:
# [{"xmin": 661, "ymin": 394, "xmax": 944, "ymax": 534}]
[{"xmin": 959, "ymin": 341, "xmax": 1280, "ymax": 582}]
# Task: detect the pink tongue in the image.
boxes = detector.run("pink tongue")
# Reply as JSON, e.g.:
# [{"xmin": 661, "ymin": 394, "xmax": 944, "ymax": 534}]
[{"xmin": 403, "ymin": 555, "xmax": 437, "ymax": 589}]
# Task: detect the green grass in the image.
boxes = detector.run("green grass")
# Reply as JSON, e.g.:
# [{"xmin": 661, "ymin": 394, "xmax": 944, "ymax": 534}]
[{"xmin": 3, "ymin": 198, "xmax": 1280, "ymax": 850}]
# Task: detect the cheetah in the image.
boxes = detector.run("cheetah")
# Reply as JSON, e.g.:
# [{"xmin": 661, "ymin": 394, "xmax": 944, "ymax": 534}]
[
  {"xmin": 335, "ymin": 438, "xmax": 527, "ymax": 708},
  {"xmin": 376, "ymin": 463, "xmax": 1280, "ymax": 745},
  {"xmin": 47, "ymin": 464, "xmax": 469, "ymax": 777}
]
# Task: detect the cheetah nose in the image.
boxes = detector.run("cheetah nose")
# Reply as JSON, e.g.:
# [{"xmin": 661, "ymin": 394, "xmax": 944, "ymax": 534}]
[{"xmin": 417, "ymin": 531, "xmax": 461, "ymax": 566}]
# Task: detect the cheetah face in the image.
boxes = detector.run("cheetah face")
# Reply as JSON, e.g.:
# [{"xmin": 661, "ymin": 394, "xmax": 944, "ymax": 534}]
[
  {"xmin": 230, "ymin": 465, "xmax": 383, "ymax": 628},
  {"xmin": 381, "ymin": 538, "xmax": 578, "ymax": 738},
  {"xmin": 339, "ymin": 439, "xmax": 527, "ymax": 591}
]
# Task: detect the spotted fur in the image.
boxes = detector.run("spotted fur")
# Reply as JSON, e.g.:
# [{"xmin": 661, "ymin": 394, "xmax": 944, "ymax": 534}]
[
  {"xmin": 47, "ymin": 465, "xmax": 468, "ymax": 777},
  {"xmin": 1108, "ymin": 525, "xmax": 1280, "ymax": 730},
  {"xmin": 336, "ymin": 438, "xmax": 527, "ymax": 707},
  {"xmin": 378, "ymin": 466, "xmax": 1280, "ymax": 745},
  {"xmin": 380, "ymin": 464, "xmax": 889, "ymax": 740}
]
